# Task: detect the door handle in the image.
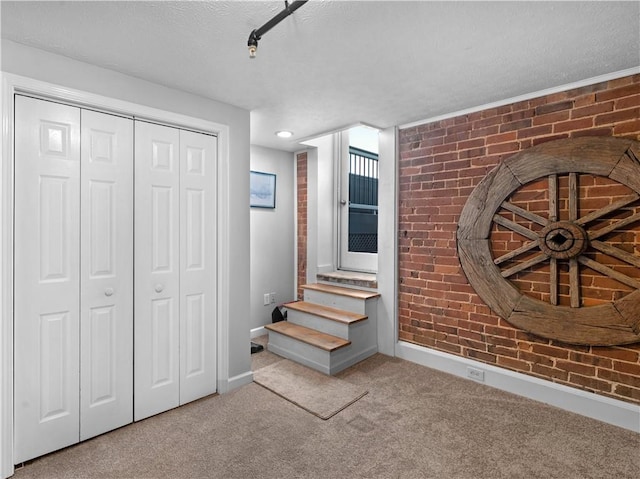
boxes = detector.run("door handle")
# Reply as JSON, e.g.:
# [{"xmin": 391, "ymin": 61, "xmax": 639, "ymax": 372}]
[
  {"xmin": 104, "ymin": 288, "xmax": 114, "ymax": 297},
  {"xmin": 154, "ymin": 284, "xmax": 164, "ymax": 293},
  {"xmin": 340, "ymin": 200, "xmax": 347, "ymax": 206}
]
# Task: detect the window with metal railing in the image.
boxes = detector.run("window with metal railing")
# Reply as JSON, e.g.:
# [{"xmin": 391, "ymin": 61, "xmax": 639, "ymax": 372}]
[{"xmin": 348, "ymin": 146, "xmax": 378, "ymax": 253}]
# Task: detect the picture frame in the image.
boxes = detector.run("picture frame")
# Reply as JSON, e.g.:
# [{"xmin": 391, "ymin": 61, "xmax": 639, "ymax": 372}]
[{"xmin": 250, "ymin": 170, "xmax": 276, "ymax": 208}]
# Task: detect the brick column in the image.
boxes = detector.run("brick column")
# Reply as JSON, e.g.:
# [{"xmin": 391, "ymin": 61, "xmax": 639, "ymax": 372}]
[{"xmin": 296, "ymin": 152, "xmax": 308, "ymax": 300}]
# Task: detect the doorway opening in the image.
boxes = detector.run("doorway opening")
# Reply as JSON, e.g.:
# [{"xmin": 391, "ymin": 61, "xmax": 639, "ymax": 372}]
[{"xmin": 339, "ymin": 125, "xmax": 379, "ymax": 272}]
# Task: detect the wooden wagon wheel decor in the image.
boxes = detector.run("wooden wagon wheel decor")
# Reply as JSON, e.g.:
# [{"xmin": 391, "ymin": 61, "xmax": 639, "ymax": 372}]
[{"xmin": 457, "ymin": 137, "xmax": 640, "ymax": 346}]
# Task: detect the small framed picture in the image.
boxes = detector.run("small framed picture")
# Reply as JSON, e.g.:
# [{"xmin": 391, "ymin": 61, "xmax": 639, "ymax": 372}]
[{"xmin": 250, "ymin": 171, "xmax": 276, "ymax": 208}]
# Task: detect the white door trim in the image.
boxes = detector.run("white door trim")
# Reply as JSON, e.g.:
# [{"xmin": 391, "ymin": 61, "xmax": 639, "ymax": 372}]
[
  {"xmin": 0, "ymin": 73, "xmax": 232, "ymax": 479},
  {"xmin": 338, "ymin": 130, "xmax": 378, "ymax": 273}
]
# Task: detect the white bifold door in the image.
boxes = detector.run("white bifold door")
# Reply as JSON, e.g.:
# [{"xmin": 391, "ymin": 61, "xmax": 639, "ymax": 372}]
[
  {"xmin": 14, "ymin": 97, "xmax": 217, "ymax": 463},
  {"xmin": 134, "ymin": 121, "xmax": 217, "ymax": 421},
  {"xmin": 14, "ymin": 96, "xmax": 134, "ymax": 463}
]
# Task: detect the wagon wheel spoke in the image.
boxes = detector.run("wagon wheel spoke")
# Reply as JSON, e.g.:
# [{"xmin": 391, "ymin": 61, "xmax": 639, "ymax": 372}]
[
  {"xmin": 500, "ymin": 252, "xmax": 548, "ymax": 278},
  {"xmin": 493, "ymin": 174, "xmax": 558, "ymax": 267},
  {"xmin": 578, "ymin": 256, "xmax": 640, "ymax": 290},
  {"xmin": 550, "ymin": 257, "xmax": 558, "ymax": 305},
  {"xmin": 590, "ymin": 240, "xmax": 640, "ymax": 268},
  {"xmin": 549, "ymin": 174, "xmax": 559, "ymax": 304},
  {"xmin": 493, "ymin": 240, "xmax": 539, "ymax": 265},
  {"xmin": 500, "ymin": 201, "xmax": 548, "ymax": 226},
  {"xmin": 567, "ymin": 174, "xmax": 581, "ymax": 306},
  {"xmin": 569, "ymin": 258, "xmax": 580, "ymax": 307},
  {"xmin": 580, "ymin": 210, "xmax": 640, "ymax": 293},
  {"xmin": 492, "ymin": 214, "xmax": 539, "ymax": 241},
  {"xmin": 569, "ymin": 172, "xmax": 578, "ymax": 222},
  {"xmin": 549, "ymin": 174, "xmax": 558, "ymax": 222},
  {"xmin": 575, "ymin": 193, "xmax": 640, "ymax": 226},
  {"xmin": 587, "ymin": 211, "xmax": 640, "ymax": 241}
]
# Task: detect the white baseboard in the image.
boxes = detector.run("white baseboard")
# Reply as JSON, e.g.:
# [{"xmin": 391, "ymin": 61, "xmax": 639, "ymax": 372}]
[
  {"xmin": 250, "ymin": 326, "xmax": 267, "ymax": 339},
  {"xmin": 395, "ymin": 341, "xmax": 640, "ymax": 433},
  {"xmin": 217, "ymin": 370, "xmax": 254, "ymax": 394}
]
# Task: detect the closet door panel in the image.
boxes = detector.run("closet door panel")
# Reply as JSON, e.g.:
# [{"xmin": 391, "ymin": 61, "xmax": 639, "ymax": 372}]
[
  {"xmin": 14, "ymin": 96, "xmax": 81, "ymax": 463},
  {"xmin": 80, "ymin": 110, "xmax": 133, "ymax": 440},
  {"xmin": 134, "ymin": 121, "xmax": 180, "ymax": 421},
  {"xmin": 179, "ymin": 131, "xmax": 217, "ymax": 404}
]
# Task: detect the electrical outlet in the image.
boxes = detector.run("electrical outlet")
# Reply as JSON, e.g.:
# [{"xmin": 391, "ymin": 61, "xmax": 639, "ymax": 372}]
[
  {"xmin": 270, "ymin": 292, "xmax": 276, "ymax": 304},
  {"xmin": 467, "ymin": 367, "xmax": 485, "ymax": 382},
  {"xmin": 263, "ymin": 293, "xmax": 270, "ymax": 306}
]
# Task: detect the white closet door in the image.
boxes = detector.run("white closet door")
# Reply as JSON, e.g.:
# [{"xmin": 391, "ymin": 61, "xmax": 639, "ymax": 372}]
[
  {"xmin": 14, "ymin": 96, "xmax": 81, "ymax": 463},
  {"xmin": 179, "ymin": 130, "xmax": 217, "ymax": 404},
  {"xmin": 80, "ymin": 110, "xmax": 134, "ymax": 440},
  {"xmin": 134, "ymin": 121, "xmax": 181, "ymax": 420}
]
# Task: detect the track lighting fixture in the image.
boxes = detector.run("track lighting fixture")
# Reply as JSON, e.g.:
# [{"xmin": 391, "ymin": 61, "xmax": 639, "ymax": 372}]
[{"xmin": 247, "ymin": 0, "xmax": 307, "ymax": 58}]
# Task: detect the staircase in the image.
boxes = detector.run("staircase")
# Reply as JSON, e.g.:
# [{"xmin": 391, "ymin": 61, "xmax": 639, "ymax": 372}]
[{"xmin": 265, "ymin": 282, "xmax": 380, "ymax": 375}]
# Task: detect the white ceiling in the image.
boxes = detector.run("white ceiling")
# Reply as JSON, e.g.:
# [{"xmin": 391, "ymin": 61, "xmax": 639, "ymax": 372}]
[{"xmin": 2, "ymin": 1, "xmax": 639, "ymax": 152}]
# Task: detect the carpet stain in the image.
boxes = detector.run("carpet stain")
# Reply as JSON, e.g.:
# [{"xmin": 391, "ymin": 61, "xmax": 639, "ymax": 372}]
[{"xmin": 347, "ymin": 414, "xmax": 376, "ymax": 433}]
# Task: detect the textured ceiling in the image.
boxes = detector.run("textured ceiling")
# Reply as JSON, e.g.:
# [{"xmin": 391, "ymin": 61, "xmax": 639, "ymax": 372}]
[{"xmin": 2, "ymin": 1, "xmax": 639, "ymax": 151}]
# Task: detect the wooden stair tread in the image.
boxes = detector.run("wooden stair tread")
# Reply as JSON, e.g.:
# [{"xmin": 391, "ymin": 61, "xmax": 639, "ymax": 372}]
[
  {"xmin": 303, "ymin": 282, "xmax": 380, "ymax": 300},
  {"xmin": 283, "ymin": 301, "xmax": 367, "ymax": 324},
  {"xmin": 265, "ymin": 322, "xmax": 350, "ymax": 352}
]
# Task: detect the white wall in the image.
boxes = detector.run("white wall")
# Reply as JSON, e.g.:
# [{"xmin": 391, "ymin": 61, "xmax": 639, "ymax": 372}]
[
  {"xmin": 250, "ymin": 146, "xmax": 295, "ymax": 333},
  {"xmin": 302, "ymin": 134, "xmax": 336, "ymax": 279},
  {"xmin": 376, "ymin": 127, "xmax": 398, "ymax": 356},
  {"xmin": 1, "ymin": 39, "xmax": 252, "ymax": 478}
]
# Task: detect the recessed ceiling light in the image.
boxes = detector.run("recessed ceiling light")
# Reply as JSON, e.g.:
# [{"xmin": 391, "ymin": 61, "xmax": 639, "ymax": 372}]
[{"xmin": 275, "ymin": 130, "xmax": 293, "ymax": 138}]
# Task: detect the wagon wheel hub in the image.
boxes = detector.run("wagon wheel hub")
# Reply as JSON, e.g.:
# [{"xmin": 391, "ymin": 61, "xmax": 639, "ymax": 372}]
[{"xmin": 539, "ymin": 222, "xmax": 587, "ymax": 259}]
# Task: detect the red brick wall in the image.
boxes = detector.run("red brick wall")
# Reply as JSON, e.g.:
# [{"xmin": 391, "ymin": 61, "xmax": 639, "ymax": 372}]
[
  {"xmin": 398, "ymin": 74, "xmax": 640, "ymax": 404},
  {"xmin": 297, "ymin": 152, "xmax": 308, "ymax": 300}
]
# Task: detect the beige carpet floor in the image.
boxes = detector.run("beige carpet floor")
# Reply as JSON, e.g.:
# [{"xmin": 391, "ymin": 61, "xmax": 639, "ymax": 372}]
[{"xmin": 13, "ymin": 335, "xmax": 640, "ymax": 479}]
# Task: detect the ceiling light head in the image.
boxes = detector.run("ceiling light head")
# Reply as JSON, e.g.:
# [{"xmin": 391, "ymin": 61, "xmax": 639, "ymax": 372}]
[
  {"xmin": 276, "ymin": 130, "xmax": 293, "ymax": 138},
  {"xmin": 248, "ymin": 30, "xmax": 259, "ymax": 59}
]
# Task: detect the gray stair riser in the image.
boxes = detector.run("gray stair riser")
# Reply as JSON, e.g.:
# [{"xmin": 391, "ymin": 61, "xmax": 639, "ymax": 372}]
[
  {"xmin": 364, "ymin": 300, "xmax": 377, "ymax": 328},
  {"xmin": 266, "ymin": 330, "xmax": 333, "ymax": 374},
  {"xmin": 343, "ymin": 319, "xmax": 377, "ymax": 360},
  {"xmin": 286, "ymin": 309, "xmax": 352, "ymax": 339},
  {"xmin": 330, "ymin": 319, "xmax": 378, "ymax": 374},
  {"xmin": 302, "ymin": 290, "xmax": 365, "ymax": 314}
]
